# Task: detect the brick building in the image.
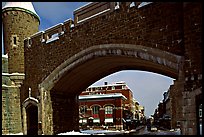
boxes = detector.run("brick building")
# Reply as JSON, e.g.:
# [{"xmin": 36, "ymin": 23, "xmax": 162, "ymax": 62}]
[{"xmin": 79, "ymin": 81, "xmax": 145, "ymax": 130}]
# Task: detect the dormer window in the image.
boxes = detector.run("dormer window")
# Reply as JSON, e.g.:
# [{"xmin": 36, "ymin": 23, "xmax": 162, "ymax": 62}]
[{"xmin": 112, "ymin": 86, "xmax": 115, "ymax": 90}]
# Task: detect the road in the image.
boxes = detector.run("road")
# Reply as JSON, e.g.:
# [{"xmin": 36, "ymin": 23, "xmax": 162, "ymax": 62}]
[
  {"xmin": 79, "ymin": 125, "xmax": 181, "ymax": 135},
  {"xmin": 129, "ymin": 126, "xmax": 181, "ymax": 135}
]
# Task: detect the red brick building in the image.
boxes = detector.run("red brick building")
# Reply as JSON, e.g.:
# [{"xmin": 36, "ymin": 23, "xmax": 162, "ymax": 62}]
[{"xmin": 79, "ymin": 81, "xmax": 135, "ymax": 130}]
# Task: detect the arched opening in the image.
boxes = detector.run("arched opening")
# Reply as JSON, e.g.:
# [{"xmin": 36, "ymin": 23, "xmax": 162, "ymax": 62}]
[
  {"xmin": 26, "ymin": 104, "xmax": 38, "ymax": 135},
  {"xmin": 39, "ymin": 44, "xmax": 183, "ymax": 134},
  {"xmin": 82, "ymin": 70, "xmax": 175, "ymax": 131}
]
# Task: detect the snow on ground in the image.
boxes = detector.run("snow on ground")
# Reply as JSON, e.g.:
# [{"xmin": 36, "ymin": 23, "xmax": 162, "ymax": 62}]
[
  {"xmin": 4, "ymin": 132, "xmax": 23, "ymax": 135},
  {"xmin": 3, "ymin": 130, "xmax": 121, "ymax": 135},
  {"xmin": 57, "ymin": 130, "xmax": 90, "ymax": 135},
  {"xmin": 57, "ymin": 130, "xmax": 122, "ymax": 135}
]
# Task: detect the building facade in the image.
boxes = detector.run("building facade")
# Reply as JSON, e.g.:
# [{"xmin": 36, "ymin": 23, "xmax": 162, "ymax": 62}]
[
  {"xmin": 79, "ymin": 81, "xmax": 145, "ymax": 130},
  {"xmin": 79, "ymin": 93, "xmax": 126, "ymax": 130}
]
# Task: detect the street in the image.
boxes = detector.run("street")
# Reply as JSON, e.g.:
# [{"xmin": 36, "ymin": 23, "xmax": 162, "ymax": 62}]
[{"xmin": 129, "ymin": 126, "xmax": 181, "ymax": 135}]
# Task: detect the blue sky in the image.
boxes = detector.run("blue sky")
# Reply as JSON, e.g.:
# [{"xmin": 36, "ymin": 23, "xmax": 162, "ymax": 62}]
[{"xmin": 2, "ymin": 2, "xmax": 174, "ymax": 117}]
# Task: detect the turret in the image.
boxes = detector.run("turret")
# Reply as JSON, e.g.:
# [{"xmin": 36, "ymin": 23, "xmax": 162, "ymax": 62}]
[{"xmin": 2, "ymin": 2, "xmax": 40, "ymax": 73}]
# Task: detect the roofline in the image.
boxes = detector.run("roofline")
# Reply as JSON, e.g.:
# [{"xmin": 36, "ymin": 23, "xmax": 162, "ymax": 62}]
[
  {"xmin": 79, "ymin": 93, "xmax": 127, "ymax": 100},
  {"xmin": 74, "ymin": 2, "xmax": 93, "ymax": 12},
  {"xmin": 2, "ymin": 7, "xmax": 40, "ymax": 23},
  {"xmin": 87, "ymin": 83, "xmax": 131, "ymax": 90}
]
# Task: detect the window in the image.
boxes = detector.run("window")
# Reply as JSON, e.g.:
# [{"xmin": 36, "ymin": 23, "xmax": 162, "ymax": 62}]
[
  {"xmin": 80, "ymin": 106, "xmax": 87, "ymax": 114},
  {"xmin": 12, "ymin": 35, "xmax": 18, "ymax": 48},
  {"xmin": 13, "ymin": 36, "xmax": 17, "ymax": 45},
  {"xmin": 112, "ymin": 86, "xmax": 115, "ymax": 90},
  {"xmin": 105, "ymin": 106, "xmax": 113, "ymax": 114},
  {"xmin": 199, "ymin": 104, "xmax": 202, "ymax": 118},
  {"xmin": 92, "ymin": 106, "xmax": 100, "ymax": 114},
  {"xmin": 105, "ymin": 106, "xmax": 114, "ymax": 125},
  {"xmin": 122, "ymin": 85, "xmax": 126, "ymax": 89}
]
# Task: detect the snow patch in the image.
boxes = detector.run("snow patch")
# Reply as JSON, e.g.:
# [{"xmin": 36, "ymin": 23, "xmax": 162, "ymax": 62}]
[
  {"xmin": 4, "ymin": 132, "xmax": 23, "ymax": 135},
  {"xmin": 2, "ymin": 54, "xmax": 8, "ymax": 58},
  {"xmin": 57, "ymin": 130, "xmax": 90, "ymax": 135}
]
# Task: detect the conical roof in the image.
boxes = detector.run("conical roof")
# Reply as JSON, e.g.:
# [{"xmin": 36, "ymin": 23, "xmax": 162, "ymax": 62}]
[{"xmin": 2, "ymin": 2, "xmax": 40, "ymax": 22}]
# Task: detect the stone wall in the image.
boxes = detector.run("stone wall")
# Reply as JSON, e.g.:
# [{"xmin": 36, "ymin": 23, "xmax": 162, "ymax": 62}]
[
  {"xmin": 2, "ymin": 82, "xmax": 22, "ymax": 134},
  {"xmin": 23, "ymin": 3, "xmax": 184, "ymax": 95},
  {"xmin": 2, "ymin": 56, "xmax": 22, "ymax": 134}
]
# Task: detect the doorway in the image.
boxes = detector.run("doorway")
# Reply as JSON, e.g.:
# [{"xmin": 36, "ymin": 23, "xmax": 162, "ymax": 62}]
[{"xmin": 26, "ymin": 104, "xmax": 38, "ymax": 135}]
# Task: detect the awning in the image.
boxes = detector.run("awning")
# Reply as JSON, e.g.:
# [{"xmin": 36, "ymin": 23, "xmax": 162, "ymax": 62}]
[
  {"xmin": 105, "ymin": 118, "xmax": 113, "ymax": 123},
  {"xmin": 93, "ymin": 119, "xmax": 100, "ymax": 123}
]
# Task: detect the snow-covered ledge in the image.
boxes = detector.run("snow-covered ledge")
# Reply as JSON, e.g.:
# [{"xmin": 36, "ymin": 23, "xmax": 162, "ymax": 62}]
[
  {"xmin": 2, "ymin": 72, "xmax": 25, "ymax": 76},
  {"xmin": 2, "ymin": 54, "xmax": 8, "ymax": 58},
  {"xmin": 2, "ymin": 73, "xmax": 25, "ymax": 86}
]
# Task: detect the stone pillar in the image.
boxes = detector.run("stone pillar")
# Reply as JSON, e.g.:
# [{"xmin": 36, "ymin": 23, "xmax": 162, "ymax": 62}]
[
  {"xmin": 182, "ymin": 2, "xmax": 202, "ymax": 135},
  {"xmin": 38, "ymin": 88, "xmax": 43, "ymax": 135},
  {"xmin": 40, "ymin": 88, "xmax": 53, "ymax": 135},
  {"xmin": 50, "ymin": 92, "xmax": 79, "ymax": 135}
]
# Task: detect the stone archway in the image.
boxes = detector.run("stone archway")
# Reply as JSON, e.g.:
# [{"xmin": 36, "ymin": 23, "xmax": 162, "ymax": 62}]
[
  {"xmin": 40, "ymin": 44, "xmax": 182, "ymax": 93},
  {"xmin": 38, "ymin": 44, "xmax": 183, "ymax": 134}
]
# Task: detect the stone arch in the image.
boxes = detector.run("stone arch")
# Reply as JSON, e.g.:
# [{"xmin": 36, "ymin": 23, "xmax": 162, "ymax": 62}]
[
  {"xmin": 38, "ymin": 44, "xmax": 183, "ymax": 134},
  {"xmin": 22, "ymin": 97, "xmax": 39, "ymax": 135},
  {"xmin": 39, "ymin": 44, "xmax": 183, "ymax": 94}
]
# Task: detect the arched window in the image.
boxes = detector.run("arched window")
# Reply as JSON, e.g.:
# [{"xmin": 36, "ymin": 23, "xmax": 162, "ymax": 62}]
[
  {"xmin": 105, "ymin": 106, "xmax": 113, "ymax": 115},
  {"xmin": 105, "ymin": 106, "xmax": 114, "ymax": 125},
  {"xmin": 92, "ymin": 105, "xmax": 100, "ymax": 125},
  {"xmin": 80, "ymin": 106, "xmax": 87, "ymax": 114},
  {"xmin": 92, "ymin": 106, "xmax": 100, "ymax": 115}
]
